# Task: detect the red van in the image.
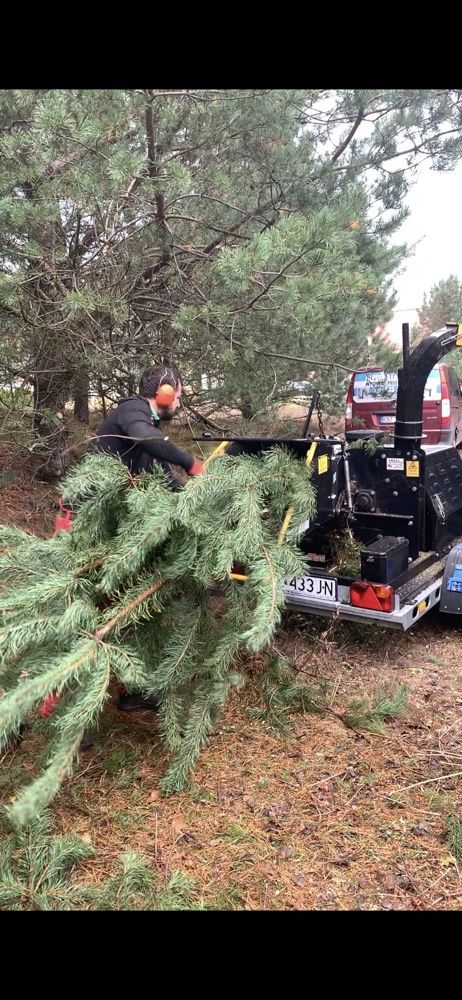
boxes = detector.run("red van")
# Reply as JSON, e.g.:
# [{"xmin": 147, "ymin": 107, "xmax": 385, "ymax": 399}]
[{"xmin": 345, "ymin": 363, "xmax": 462, "ymax": 446}]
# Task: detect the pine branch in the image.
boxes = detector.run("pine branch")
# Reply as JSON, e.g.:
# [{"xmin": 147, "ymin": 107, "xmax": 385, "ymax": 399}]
[
  {"xmin": 0, "ymin": 449, "xmax": 317, "ymax": 817},
  {"xmin": 95, "ymin": 581, "xmax": 165, "ymax": 641},
  {"xmin": 447, "ymin": 816, "xmax": 462, "ymax": 862},
  {"xmin": 342, "ymin": 685, "xmax": 408, "ymax": 735},
  {"xmin": 330, "ymin": 106, "xmax": 365, "ymax": 163}
]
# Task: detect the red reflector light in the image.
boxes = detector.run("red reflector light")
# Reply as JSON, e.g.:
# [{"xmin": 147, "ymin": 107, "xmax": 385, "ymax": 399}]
[{"xmin": 350, "ymin": 581, "xmax": 394, "ymax": 612}]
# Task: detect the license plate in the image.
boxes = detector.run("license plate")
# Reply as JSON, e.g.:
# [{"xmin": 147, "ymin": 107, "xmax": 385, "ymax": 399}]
[
  {"xmin": 283, "ymin": 575, "xmax": 337, "ymax": 601},
  {"xmin": 379, "ymin": 414, "xmax": 395, "ymax": 424}
]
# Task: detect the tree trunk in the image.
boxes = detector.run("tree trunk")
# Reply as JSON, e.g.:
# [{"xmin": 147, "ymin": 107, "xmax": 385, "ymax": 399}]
[
  {"xmin": 239, "ymin": 394, "xmax": 256, "ymax": 420},
  {"xmin": 32, "ymin": 333, "xmax": 71, "ymax": 466},
  {"xmin": 73, "ymin": 370, "xmax": 90, "ymax": 424},
  {"xmin": 161, "ymin": 324, "xmax": 173, "ymax": 366},
  {"xmin": 98, "ymin": 379, "xmax": 107, "ymax": 418}
]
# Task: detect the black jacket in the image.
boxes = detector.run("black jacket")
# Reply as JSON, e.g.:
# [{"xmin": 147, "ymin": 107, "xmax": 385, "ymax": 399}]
[{"xmin": 89, "ymin": 395, "xmax": 195, "ymax": 476}]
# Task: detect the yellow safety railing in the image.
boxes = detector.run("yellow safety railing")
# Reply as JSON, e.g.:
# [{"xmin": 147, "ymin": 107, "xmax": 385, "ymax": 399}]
[{"xmin": 203, "ymin": 439, "xmax": 230, "ymax": 469}]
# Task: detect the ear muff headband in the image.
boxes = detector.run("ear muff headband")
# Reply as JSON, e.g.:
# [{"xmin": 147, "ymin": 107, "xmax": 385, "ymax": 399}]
[{"xmin": 154, "ymin": 366, "xmax": 178, "ymax": 406}]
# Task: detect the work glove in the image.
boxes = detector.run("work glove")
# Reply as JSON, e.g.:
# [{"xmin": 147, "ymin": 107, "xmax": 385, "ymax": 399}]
[{"xmin": 188, "ymin": 458, "xmax": 205, "ymax": 476}]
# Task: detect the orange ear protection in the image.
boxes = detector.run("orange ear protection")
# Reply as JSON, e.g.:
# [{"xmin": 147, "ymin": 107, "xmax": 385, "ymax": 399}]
[
  {"xmin": 154, "ymin": 366, "xmax": 178, "ymax": 407},
  {"xmin": 155, "ymin": 383, "xmax": 176, "ymax": 406}
]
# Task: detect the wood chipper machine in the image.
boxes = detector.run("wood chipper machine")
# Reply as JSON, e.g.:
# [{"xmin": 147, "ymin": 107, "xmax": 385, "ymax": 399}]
[{"xmin": 203, "ymin": 324, "xmax": 462, "ymax": 630}]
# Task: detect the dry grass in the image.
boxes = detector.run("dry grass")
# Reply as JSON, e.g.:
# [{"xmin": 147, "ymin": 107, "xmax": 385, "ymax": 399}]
[
  {"xmin": 3, "ymin": 614, "xmax": 461, "ymax": 910},
  {"xmin": 0, "ymin": 442, "xmax": 57, "ymax": 536}
]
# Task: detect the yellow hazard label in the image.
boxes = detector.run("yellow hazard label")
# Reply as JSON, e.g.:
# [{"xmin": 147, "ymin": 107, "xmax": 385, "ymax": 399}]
[
  {"xmin": 318, "ymin": 454, "xmax": 329, "ymax": 474},
  {"xmin": 406, "ymin": 460, "xmax": 420, "ymax": 477},
  {"xmin": 457, "ymin": 323, "xmax": 462, "ymax": 346}
]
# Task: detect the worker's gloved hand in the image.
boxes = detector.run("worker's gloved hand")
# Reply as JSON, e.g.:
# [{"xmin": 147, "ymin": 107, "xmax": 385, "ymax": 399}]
[{"xmin": 188, "ymin": 458, "xmax": 205, "ymax": 476}]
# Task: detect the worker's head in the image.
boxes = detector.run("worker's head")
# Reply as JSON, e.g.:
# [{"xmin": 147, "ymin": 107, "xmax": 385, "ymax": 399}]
[{"xmin": 139, "ymin": 364, "xmax": 183, "ymax": 421}]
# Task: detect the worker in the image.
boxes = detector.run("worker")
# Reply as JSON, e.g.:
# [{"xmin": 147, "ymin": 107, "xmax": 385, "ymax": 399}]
[
  {"xmin": 89, "ymin": 363, "xmax": 204, "ymax": 481},
  {"xmin": 85, "ymin": 363, "xmax": 203, "ymax": 722},
  {"xmin": 46, "ymin": 363, "xmax": 205, "ymax": 745}
]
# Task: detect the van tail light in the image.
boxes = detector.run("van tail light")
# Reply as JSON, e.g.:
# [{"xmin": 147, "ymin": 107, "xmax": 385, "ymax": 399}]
[
  {"xmin": 345, "ymin": 381, "xmax": 354, "ymax": 426},
  {"xmin": 350, "ymin": 581, "xmax": 394, "ymax": 613},
  {"xmin": 441, "ymin": 379, "xmax": 451, "ymax": 424}
]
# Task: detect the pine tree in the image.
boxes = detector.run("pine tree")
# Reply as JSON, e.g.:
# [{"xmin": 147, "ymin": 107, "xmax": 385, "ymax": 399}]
[
  {"xmin": 414, "ymin": 276, "xmax": 462, "ymax": 377},
  {"xmin": 0, "ymin": 448, "xmax": 316, "ymax": 824},
  {"xmin": 417, "ymin": 275, "xmax": 462, "ymax": 335},
  {"xmin": 3, "ymin": 89, "xmax": 462, "ymax": 453}
]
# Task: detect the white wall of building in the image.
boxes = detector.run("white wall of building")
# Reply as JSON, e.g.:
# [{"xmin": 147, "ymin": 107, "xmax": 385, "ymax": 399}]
[{"xmin": 377, "ymin": 308, "xmax": 420, "ymax": 348}]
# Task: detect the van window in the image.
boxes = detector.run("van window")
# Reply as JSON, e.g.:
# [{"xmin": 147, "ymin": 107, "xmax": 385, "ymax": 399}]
[
  {"xmin": 353, "ymin": 371, "xmax": 397, "ymax": 401},
  {"xmin": 424, "ymin": 368, "xmax": 442, "ymax": 400},
  {"xmin": 353, "ymin": 368, "xmax": 441, "ymax": 402},
  {"xmin": 448, "ymin": 367, "xmax": 461, "ymax": 397}
]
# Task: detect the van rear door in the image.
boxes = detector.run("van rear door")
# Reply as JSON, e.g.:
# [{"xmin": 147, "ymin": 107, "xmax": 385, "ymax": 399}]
[
  {"xmin": 352, "ymin": 370, "xmax": 398, "ymax": 430},
  {"xmin": 351, "ymin": 367, "xmax": 443, "ymax": 440},
  {"xmin": 422, "ymin": 367, "xmax": 442, "ymax": 444}
]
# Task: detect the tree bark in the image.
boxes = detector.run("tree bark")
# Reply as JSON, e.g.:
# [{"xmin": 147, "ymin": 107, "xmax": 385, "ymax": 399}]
[
  {"xmin": 32, "ymin": 355, "xmax": 71, "ymax": 454},
  {"xmin": 97, "ymin": 379, "xmax": 107, "ymax": 418},
  {"xmin": 73, "ymin": 370, "xmax": 90, "ymax": 424},
  {"xmin": 239, "ymin": 394, "xmax": 256, "ymax": 420}
]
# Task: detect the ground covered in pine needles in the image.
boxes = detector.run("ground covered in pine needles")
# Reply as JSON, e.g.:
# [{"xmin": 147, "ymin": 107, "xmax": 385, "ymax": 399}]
[{"xmin": 1, "ymin": 444, "xmax": 461, "ymax": 910}]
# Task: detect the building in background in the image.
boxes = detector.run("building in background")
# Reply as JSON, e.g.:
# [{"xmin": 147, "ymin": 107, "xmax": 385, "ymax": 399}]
[{"xmin": 371, "ymin": 308, "xmax": 420, "ymax": 349}]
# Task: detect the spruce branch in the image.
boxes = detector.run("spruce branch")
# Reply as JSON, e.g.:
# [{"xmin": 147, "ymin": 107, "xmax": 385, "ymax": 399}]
[{"xmin": 0, "ymin": 449, "xmax": 317, "ymax": 818}]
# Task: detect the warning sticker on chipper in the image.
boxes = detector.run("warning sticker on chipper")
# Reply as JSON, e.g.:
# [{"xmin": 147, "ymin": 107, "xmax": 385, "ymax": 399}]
[
  {"xmin": 386, "ymin": 457, "xmax": 404, "ymax": 471},
  {"xmin": 317, "ymin": 454, "xmax": 329, "ymax": 474},
  {"xmin": 406, "ymin": 460, "xmax": 420, "ymax": 477}
]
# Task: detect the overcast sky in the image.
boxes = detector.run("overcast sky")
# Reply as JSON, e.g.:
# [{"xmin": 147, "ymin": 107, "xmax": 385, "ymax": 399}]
[{"xmin": 392, "ymin": 160, "xmax": 462, "ymax": 311}]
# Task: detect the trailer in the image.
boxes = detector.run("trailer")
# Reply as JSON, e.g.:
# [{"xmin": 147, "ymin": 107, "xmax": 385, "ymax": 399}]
[{"xmin": 205, "ymin": 324, "xmax": 462, "ymax": 631}]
